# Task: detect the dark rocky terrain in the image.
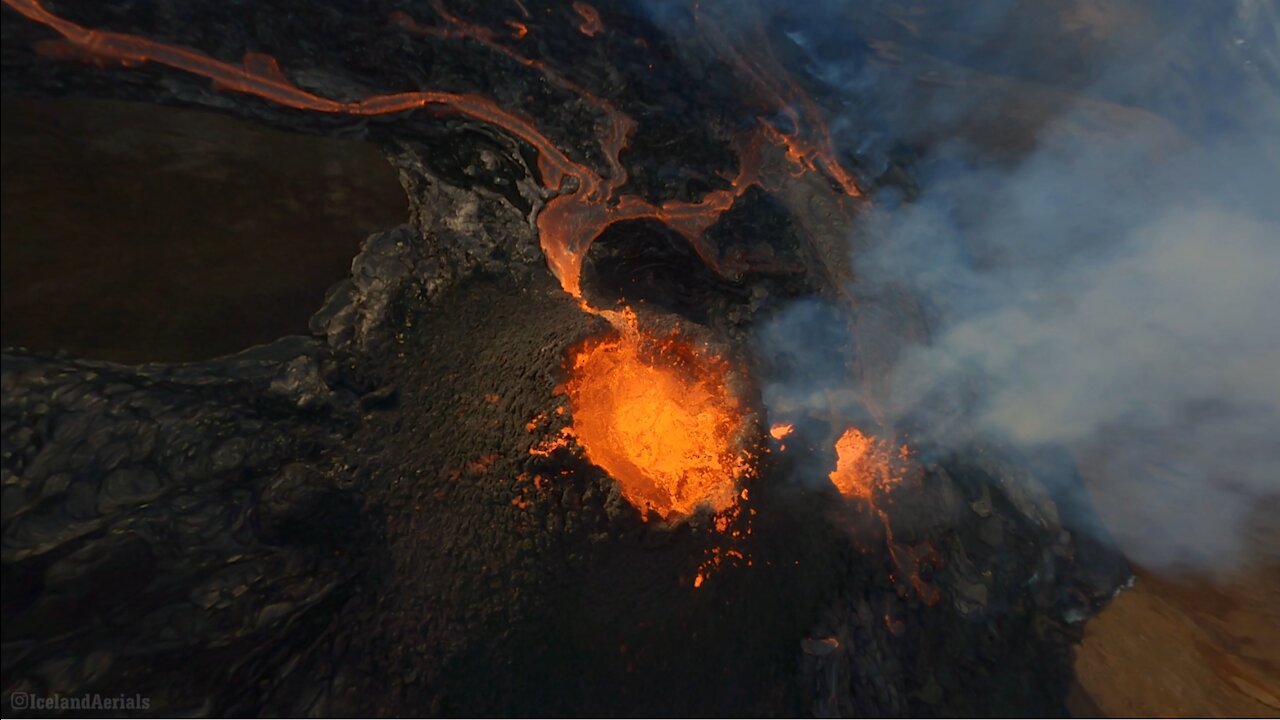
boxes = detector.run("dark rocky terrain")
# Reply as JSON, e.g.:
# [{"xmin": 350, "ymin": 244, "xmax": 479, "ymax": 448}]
[{"xmin": 0, "ymin": 0, "xmax": 1164, "ymax": 715}]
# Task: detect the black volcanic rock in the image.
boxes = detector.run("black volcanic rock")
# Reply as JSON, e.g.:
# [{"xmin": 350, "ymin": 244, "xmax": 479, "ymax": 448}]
[{"xmin": 0, "ymin": 0, "xmax": 1129, "ymax": 716}]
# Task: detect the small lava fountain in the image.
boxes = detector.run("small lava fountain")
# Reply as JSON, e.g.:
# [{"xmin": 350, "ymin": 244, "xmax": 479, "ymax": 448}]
[
  {"xmin": 828, "ymin": 426, "xmax": 907, "ymax": 500},
  {"xmin": 829, "ymin": 426, "xmax": 942, "ymax": 605},
  {"xmin": 562, "ymin": 311, "xmax": 753, "ymax": 520}
]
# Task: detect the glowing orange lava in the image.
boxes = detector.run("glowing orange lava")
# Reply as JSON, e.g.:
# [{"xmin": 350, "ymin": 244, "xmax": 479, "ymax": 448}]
[
  {"xmin": 768, "ymin": 422, "xmax": 794, "ymax": 440},
  {"xmin": 693, "ymin": 2, "xmax": 862, "ymax": 198},
  {"xmin": 829, "ymin": 427, "xmax": 941, "ymax": 605},
  {"xmin": 828, "ymin": 427, "xmax": 905, "ymax": 499},
  {"xmin": 4, "ymin": 0, "xmax": 858, "ymax": 308},
  {"xmin": 563, "ymin": 313, "xmax": 752, "ymax": 520}
]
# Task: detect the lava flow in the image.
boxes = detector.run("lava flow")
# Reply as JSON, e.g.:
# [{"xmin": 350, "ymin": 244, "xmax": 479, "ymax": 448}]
[
  {"xmin": 693, "ymin": 1, "xmax": 862, "ymax": 198},
  {"xmin": 562, "ymin": 312, "xmax": 753, "ymax": 520},
  {"xmin": 3, "ymin": 0, "xmax": 858, "ymax": 305}
]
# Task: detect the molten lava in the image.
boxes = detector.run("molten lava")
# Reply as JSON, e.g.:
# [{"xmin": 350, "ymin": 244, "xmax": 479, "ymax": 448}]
[
  {"xmin": 693, "ymin": 1, "xmax": 862, "ymax": 198},
  {"xmin": 829, "ymin": 427, "xmax": 941, "ymax": 605},
  {"xmin": 828, "ymin": 427, "xmax": 904, "ymax": 500},
  {"xmin": 563, "ymin": 314, "xmax": 752, "ymax": 519},
  {"xmin": 768, "ymin": 422, "xmax": 794, "ymax": 440},
  {"xmin": 4, "ymin": 0, "xmax": 859, "ymax": 307}
]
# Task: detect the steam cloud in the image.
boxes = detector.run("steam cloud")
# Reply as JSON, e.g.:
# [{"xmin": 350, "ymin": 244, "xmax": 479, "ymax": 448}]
[{"xmin": 756, "ymin": 0, "xmax": 1280, "ymax": 574}]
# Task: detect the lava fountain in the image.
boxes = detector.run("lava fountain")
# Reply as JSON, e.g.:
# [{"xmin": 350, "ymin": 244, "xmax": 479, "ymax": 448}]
[
  {"xmin": 562, "ymin": 312, "xmax": 753, "ymax": 520},
  {"xmin": 828, "ymin": 426, "xmax": 906, "ymax": 500},
  {"xmin": 829, "ymin": 427, "xmax": 941, "ymax": 604}
]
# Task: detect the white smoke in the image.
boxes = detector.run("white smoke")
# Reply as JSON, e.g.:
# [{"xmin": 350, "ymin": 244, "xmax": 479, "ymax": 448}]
[{"xmin": 762, "ymin": 0, "xmax": 1280, "ymax": 573}]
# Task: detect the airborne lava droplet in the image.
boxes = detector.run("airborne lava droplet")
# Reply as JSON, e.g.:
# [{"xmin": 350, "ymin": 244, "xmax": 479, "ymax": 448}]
[
  {"xmin": 563, "ymin": 312, "xmax": 753, "ymax": 520},
  {"xmin": 769, "ymin": 422, "xmax": 794, "ymax": 440}
]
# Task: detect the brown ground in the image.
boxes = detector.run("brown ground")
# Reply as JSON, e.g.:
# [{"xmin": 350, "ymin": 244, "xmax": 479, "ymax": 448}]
[
  {"xmin": 1072, "ymin": 464, "xmax": 1280, "ymax": 717},
  {"xmin": 1074, "ymin": 566, "xmax": 1280, "ymax": 717}
]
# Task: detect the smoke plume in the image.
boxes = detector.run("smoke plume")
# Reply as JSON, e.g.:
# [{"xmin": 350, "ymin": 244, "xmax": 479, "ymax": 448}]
[{"xmin": 759, "ymin": 0, "xmax": 1280, "ymax": 574}]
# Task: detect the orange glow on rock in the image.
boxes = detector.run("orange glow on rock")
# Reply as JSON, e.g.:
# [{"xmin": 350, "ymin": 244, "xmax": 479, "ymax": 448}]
[
  {"xmin": 505, "ymin": 20, "xmax": 529, "ymax": 40},
  {"xmin": 572, "ymin": 2, "xmax": 604, "ymax": 37},
  {"xmin": 529, "ymin": 430, "xmax": 574, "ymax": 458},
  {"xmin": 693, "ymin": 3, "xmax": 862, "ymax": 198},
  {"xmin": 563, "ymin": 313, "xmax": 752, "ymax": 520}
]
